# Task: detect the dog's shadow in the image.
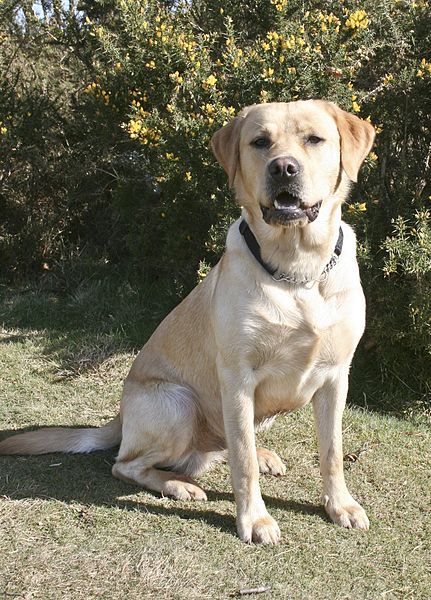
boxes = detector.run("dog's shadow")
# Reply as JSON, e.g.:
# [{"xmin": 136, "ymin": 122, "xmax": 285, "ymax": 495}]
[{"xmin": 0, "ymin": 427, "xmax": 327, "ymax": 538}]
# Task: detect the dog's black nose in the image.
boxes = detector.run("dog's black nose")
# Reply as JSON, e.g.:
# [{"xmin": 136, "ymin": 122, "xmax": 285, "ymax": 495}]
[{"xmin": 268, "ymin": 156, "xmax": 301, "ymax": 180}]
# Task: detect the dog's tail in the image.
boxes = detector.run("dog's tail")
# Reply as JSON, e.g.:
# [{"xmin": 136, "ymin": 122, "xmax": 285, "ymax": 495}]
[{"xmin": 0, "ymin": 416, "xmax": 122, "ymax": 455}]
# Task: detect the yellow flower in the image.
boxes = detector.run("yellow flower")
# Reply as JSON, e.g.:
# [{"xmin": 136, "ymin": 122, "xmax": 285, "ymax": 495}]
[
  {"xmin": 345, "ymin": 10, "xmax": 369, "ymax": 30},
  {"xmin": 185, "ymin": 171, "xmax": 192, "ymax": 181},
  {"xmin": 270, "ymin": 0, "xmax": 288, "ymax": 10},
  {"xmin": 262, "ymin": 67, "xmax": 274, "ymax": 78},
  {"xmin": 267, "ymin": 31, "xmax": 279, "ymax": 42},
  {"xmin": 169, "ymin": 71, "xmax": 184, "ymax": 85},
  {"xmin": 101, "ymin": 90, "xmax": 110, "ymax": 105},
  {"xmin": 202, "ymin": 103, "xmax": 215, "ymax": 115},
  {"xmin": 146, "ymin": 60, "xmax": 156, "ymax": 70},
  {"xmin": 351, "ymin": 95, "xmax": 361, "ymax": 113},
  {"xmin": 383, "ymin": 73, "xmax": 394, "ymax": 85},
  {"xmin": 417, "ymin": 58, "xmax": 431, "ymax": 77},
  {"xmin": 221, "ymin": 106, "xmax": 236, "ymax": 116},
  {"xmin": 126, "ymin": 119, "xmax": 142, "ymax": 139},
  {"xmin": 348, "ymin": 202, "xmax": 367, "ymax": 213},
  {"xmin": 369, "ymin": 152, "xmax": 378, "ymax": 161},
  {"xmin": 281, "ymin": 35, "xmax": 296, "ymax": 50},
  {"xmin": 203, "ymin": 74, "xmax": 217, "ymax": 89}
]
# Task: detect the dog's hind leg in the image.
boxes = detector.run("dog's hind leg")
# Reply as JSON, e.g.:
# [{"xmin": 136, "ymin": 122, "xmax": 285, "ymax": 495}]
[
  {"xmin": 112, "ymin": 380, "xmax": 207, "ymax": 500},
  {"xmin": 112, "ymin": 459, "xmax": 207, "ymax": 500}
]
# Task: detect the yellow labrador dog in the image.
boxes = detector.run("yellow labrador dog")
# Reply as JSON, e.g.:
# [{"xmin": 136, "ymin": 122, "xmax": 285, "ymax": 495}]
[{"xmin": 0, "ymin": 100, "xmax": 374, "ymax": 545}]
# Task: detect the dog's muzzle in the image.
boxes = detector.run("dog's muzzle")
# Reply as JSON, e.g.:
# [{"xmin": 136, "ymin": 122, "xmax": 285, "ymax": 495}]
[{"xmin": 263, "ymin": 156, "xmax": 322, "ymax": 225}]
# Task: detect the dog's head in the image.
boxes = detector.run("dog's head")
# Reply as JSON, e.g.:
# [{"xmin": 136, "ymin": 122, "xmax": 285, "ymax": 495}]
[{"xmin": 211, "ymin": 100, "xmax": 375, "ymax": 227}]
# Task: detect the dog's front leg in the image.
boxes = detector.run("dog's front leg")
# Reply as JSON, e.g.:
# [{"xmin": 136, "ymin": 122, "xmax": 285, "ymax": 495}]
[
  {"xmin": 312, "ymin": 372, "xmax": 369, "ymax": 530},
  {"xmin": 217, "ymin": 359, "xmax": 280, "ymax": 544}
]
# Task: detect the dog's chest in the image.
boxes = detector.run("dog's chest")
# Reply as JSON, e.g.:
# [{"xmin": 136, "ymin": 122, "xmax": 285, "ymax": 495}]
[
  {"xmin": 248, "ymin": 285, "xmax": 343, "ymax": 416},
  {"xmin": 248, "ymin": 284, "xmax": 334, "ymax": 357}
]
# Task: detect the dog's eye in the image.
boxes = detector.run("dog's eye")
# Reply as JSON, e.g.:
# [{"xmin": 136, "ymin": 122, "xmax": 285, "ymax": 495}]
[
  {"xmin": 306, "ymin": 135, "xmax": 324, "ymax": 146},
  {"xmin": 252, "ymin": 137, "xmax": 270, "ymax": 148}
]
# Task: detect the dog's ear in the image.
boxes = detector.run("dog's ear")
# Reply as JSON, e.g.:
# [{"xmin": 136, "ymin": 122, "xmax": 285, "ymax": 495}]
[
  {"xmin": 324, "ymin": 102, "xmax": 375, "ymax": 183},
  {"xmin": 211, "ymin": 115, "xmax": 245, "ymax": 188}
]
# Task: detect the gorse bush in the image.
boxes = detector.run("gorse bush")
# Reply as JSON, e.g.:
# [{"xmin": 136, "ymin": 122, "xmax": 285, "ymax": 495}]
[{"xmin": 0, "ymin": 0, "xmax": 430, "ymax": 408}]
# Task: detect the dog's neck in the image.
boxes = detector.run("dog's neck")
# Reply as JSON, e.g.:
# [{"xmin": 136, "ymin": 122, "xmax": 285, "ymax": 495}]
[{"xmin": 241, "ymin": 199, "xmax": 343, "ymax": 285}]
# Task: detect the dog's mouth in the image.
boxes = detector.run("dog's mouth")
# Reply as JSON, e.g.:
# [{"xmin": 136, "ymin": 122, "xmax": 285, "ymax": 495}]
[{"xmin": 262, "ymin": 191, "xmax": 322, "ymax": 225}]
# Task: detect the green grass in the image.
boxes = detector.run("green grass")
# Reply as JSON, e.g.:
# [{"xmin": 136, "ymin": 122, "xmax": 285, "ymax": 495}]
[{"xmin": 1, "ymin": 280, "xmax": 430, "ymax": 599}]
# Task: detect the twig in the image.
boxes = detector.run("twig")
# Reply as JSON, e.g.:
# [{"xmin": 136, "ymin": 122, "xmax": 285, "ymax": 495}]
[{"xmin": 237, "ymin": 586, "xmax": 271, "ymax": 596}]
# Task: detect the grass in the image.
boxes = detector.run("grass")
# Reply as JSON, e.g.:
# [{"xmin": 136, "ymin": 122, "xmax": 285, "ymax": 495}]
[{"xmin": 1, "ymin": 278, "xmax": 430, "ymax": 599}]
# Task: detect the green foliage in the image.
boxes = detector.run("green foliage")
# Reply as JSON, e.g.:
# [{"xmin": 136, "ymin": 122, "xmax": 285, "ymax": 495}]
[
  {"xmin": 372, "ymin": 211, "xmax": 431, "ymax": 398},
  {"xmin": 0, "ymin": 0, "xmax": 430, "ymax": 408}
]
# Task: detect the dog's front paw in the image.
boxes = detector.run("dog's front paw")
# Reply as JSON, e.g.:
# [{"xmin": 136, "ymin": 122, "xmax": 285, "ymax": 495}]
[
  {"xmin": 257, "ymin": 447, "xmax": 286, "ymax": 476},
  {"xmin": 323, "ymin": 495, "xmax": 369, "ymax": 530},
  {"xmin": 237, "ymin": 513, "xmax": 281, "ymax": 544}
]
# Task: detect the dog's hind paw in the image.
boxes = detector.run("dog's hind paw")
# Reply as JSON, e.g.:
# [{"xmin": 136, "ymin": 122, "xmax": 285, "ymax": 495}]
[
  {"xmin": 257, "ymin": 447, "xmax": 286, "ymax": 476},
  {"xmin": 162, "ymin": 478, "xmax": 207, "ymax": 501}
]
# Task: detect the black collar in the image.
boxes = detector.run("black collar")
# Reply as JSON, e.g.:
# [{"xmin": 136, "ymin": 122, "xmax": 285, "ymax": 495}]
[{"xmin": 239, "ymin": 220, "xmax": 344, "ymax": 285}]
